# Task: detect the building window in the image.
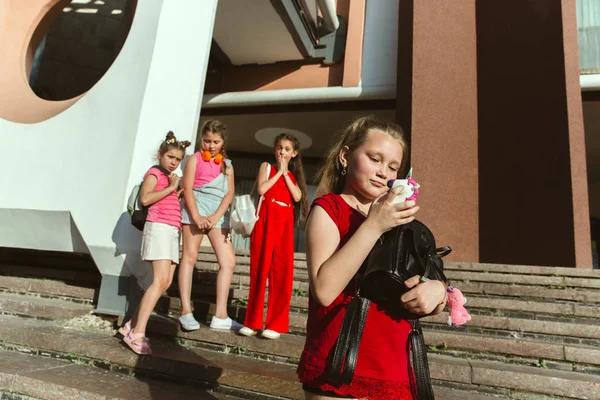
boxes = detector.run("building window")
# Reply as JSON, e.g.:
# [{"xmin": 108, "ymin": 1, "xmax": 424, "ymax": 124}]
[{"xmin": 577, "ymin": 0, "xmax": 600, "ymax": 74}]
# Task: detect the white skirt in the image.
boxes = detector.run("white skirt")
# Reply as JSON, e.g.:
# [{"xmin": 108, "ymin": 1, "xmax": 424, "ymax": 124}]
[{"xmin": 141, "ymin": 221, "xmax": 180, "ymax": 264}]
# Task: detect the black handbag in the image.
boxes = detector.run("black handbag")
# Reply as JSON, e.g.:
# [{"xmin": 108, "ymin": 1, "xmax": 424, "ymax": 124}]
[{"xmin": 327, "ymin": 220, "xmax": 451, "ymax": 400}]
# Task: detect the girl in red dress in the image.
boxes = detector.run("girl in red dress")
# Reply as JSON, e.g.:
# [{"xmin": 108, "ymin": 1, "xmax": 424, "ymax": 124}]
[
  {"xmin": 239, "ymin": 133, "xmax": 308, "ymax": 339},
  {"xmin": 297, "ymin": 116, "xmax": 448, "ymax": 399}
]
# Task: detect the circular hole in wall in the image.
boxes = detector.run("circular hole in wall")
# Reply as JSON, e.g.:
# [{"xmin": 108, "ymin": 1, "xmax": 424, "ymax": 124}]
[{"xmin": 28, "ymin": 0, "xmax": 137, "ymax": 101}]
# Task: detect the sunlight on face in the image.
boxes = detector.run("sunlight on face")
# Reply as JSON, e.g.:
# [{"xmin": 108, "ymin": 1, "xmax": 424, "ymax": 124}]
[
  {"xmin": 344, "ymin": 130, "xmax": 403, "ymax": 201},
  {"xmin": 159, "ymin": 148, "xmax": 184, "ymax": 172},
  {"xmin": 203, "ymin": 131, "xmax": 224, "ymax": 156}
]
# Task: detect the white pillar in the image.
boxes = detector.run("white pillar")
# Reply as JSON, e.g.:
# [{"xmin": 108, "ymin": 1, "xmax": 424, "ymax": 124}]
[{"xmin": 97, "ymin": 0, "xmax": 219, "ymax": 314}]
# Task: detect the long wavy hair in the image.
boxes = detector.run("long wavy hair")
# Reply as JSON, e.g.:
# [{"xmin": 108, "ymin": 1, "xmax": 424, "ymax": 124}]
[
  {"xmin": 315, "ymin": 116, "xmax": 408, "ymax": 198},
  {"xmin": 274, "ymin": 133, "xmax": 308, "ymax": 224}
]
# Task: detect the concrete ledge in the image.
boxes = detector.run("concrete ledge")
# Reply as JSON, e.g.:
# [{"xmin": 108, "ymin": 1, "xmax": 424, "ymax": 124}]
[
  {"xmin": 0, "ymin": 350, "xmax": 238, "ymax": 400},
  {"xmin": 0, "ymin": 315, "xmax": 303, "ymax": 400},
  {"xmin": 447, "ymin": 271, "xmax": 600, "ymax": 289},
  {"xmin": 0, "ymin": 275, "xmax": 96, "ymax": 301},
  {"xmin": 446, "ymin": 262, "xmax": 600, "ymax": 278},
  {"xmin": 470, "ymin": 359, "xmax": 600, "ymax": 399},
  {"xmin": 457, "ymin": 282, "xmax": 600, "ymax": 303},
  {"xmin": 0, "ymin": 292, "xmax": 92, "ymax": 319}
]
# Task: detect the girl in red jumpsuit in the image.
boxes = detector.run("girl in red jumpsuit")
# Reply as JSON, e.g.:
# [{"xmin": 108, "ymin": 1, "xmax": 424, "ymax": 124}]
[{"xmin": 239, "ymin": 133, "xmax": 308, "ymax": 339}]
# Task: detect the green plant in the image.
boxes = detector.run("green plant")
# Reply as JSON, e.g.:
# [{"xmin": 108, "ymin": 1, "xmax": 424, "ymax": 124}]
[
  {"xmin": 292, "ymin": 288, "xmax": 306, "ymax": 296},
  {"xmin": 232, "ymin": 298, "xmax": 248, "ymax": 306},
  {"xmin": 534, "ymin": 359, "xmax": 548, "ymax": 369},
  {"xmin": 228, "ymin": 345, "xmax": 246, "ymax": 355},
  {"xmin": 547, "ymin": 285, "xmax": 567, "ymax": 290},
  {"xmin": 66, "ymin": 352, "xmax": 76, "ymax": 358}
]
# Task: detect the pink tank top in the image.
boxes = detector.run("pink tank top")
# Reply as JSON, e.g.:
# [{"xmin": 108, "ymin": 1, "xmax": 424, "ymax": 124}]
[
  {"xmin": 192, "ymin": 152, "xmax": 222, "ymax": 187},
  {"xmin": 144, "ymin": 167, "xmax": 181, "ymax": 230}
]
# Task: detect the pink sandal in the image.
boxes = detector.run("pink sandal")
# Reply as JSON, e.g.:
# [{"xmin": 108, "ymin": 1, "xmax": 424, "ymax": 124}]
[
  {"xmin": 124, "ymin": 332, "xmax": 152, "ymax": 355},
  {"xmin": 118, "ymin": 321, "xmax": 131, "ymax": 337}
]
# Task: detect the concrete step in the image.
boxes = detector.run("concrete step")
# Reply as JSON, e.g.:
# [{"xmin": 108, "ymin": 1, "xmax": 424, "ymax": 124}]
[
  {"xmin": 0, "ymin": 349, "xmax": 241, "ymax": 400},
  {"xmin": 167, "ymin": 274, "xmax": 600, "ymax": 323},
  {"xmin": 0, "ymin": 291, "xmax": 93, "ymax": 320},
  {"xmin": 0, "ymin": 314, "xmax": 303, "ymax": 399},
  {"xmin": 0, "ymin": 264, "xmax": 100, "ymax": 287},
  {"xmin": 141, "ymin": 311, "xmax": 600, "ymax": 374},
  {"xmin": 429, "ymin": 353, "xmax": 600, "ymax": 400},
  {"xmin": 156, "ymin": 291, "xmax": 600, "ymax": 342},
  {"xmin": 4, "ymin": 286, "xmax": 599, "ymax": 382},
  {"xmin": 196, "ymin": 246, "xmax": 600, "ymax": 281},
  {"xmin": 2, "ymin": 314, "xmax": 596, "ymax": 399},
  {"xmin": 0, "ymin": 247, "xmax": 97, "ymax": 270},
  {"xmin": 0, "ymin": 275, "xmax": 96, "ymax": 303},
  {"xmin": 445, "ymin": 262, "xmax": 600, "ymax": 279}
]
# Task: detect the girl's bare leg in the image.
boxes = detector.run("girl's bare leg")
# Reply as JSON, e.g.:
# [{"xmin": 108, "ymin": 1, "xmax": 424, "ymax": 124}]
[
  {"xmin": 179, "ymin": 224, "xmax": 204, "ymax": 315},
  {"xmin": 207, "ymin": 228, "xmax": 236, "ymax": 319},
  {"xmin": 131, "ymin": 260, "xmax": 176, "ymax": 335}
]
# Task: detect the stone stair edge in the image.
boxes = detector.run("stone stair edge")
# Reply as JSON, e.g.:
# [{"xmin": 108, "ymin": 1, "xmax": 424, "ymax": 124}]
[
  {"xmin": 0, "ymin": 314, "xmax": 596, "ymax": 400},
  {"xmin": 429, "ymin": 353, "xmax": 600, "ymax": 399},
  {"xmin": 142, "ymin": 312, "xmax": 600, "ymax": 371},
  {"xmin": 191, "ymin": 261, "xmax": 600, "ymax": 291},
  {"xmin": 196, "ymin": 247, "xmax": 600, "ymax": 278},
  {"xmin": 2, "ymin": 287, "xmax": 597, "ymax": 364},
  {"xmin": 0, "ymin": 315, "xmax": 304, "ymax": 400},
  {"xmin": 0, "ymin": 291, "xmax": 94, "ymax": 320},
  {"xmin": 0, "ymin": 275, "xmax": 96, "ymax": 301},
  {"xmin": 0, "ymin": 349, "xmax": 242, "ymax": 400}
]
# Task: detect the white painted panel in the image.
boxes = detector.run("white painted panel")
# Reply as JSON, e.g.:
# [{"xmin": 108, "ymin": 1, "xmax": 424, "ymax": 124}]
[
  {"xmin": 213, "ymin": 0, "xmax": 304, "ymax": 65},
  {"xmin": 361, "ymin": 0, "xmax": 399, "ymax": 88},
  {"xmin": 0, "ymin": 0, "xmax": 217, "ymax": 287}
]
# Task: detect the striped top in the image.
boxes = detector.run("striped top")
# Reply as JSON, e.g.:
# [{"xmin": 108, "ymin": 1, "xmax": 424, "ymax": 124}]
[{"xmin": 144, "ymin": 167, "xmax": 181, "ymax": 230}]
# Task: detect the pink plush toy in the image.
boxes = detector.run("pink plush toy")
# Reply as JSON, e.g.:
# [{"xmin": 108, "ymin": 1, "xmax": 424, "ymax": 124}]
[{"xmin": 447, "ymin": 286, "xmax": 471, "ymax": 326}]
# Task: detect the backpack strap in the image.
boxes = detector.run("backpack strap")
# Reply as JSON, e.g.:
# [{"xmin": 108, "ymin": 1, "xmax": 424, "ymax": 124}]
[
  {"xmin": 327, "ymin": 296, "xmax": 370, "ymax": 385},
  {"xmin": 408, "ymin": 320, "xmax": 436, "ymax": 400}
]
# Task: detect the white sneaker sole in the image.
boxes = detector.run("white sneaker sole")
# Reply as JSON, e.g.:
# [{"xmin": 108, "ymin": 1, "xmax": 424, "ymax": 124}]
[
  {"xmin": 180, "ymin": 324, "xmax": 200, "ymax": 331},
  {"xmin": 260, "ymin": 332, "xmax": 280, "ymax": 340},
  {"xmin": 238, "ymin": 328, "xmax": 258, "ymax": 337}
]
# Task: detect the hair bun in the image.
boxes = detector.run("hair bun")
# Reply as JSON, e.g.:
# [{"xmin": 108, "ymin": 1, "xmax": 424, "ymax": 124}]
[{"xmin": 165, "ymin": 131, "xmax": 177, "ymax": 144}]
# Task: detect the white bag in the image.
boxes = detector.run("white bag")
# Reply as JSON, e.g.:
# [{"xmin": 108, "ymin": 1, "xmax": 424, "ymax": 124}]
[
  {"xmin": 230, "ymin": 194, "xmax": 259, "ymax": 237},
  {"xmin": 230, "ymin": 165, "xmax": 270, "ymax": 238}
]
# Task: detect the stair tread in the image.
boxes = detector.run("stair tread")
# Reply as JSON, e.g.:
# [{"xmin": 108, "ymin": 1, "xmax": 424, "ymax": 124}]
[
  {"xmin": 1, "ymin": 314, "xmax": 598, "ymax": 399},
  {"xmin": 0, "ymin": 314, "xmax": 304, "ymax": 399},
  {"xmin": 196, "ymin": 247, "xmax": 600, "ymax": 279},
  {"xmin": 0, "ymin": 349, "xmax": 240, "ymax": 400},
  {"xmin": 0, "ymin": 274, "xmax": 96, "ymax": 300},
  {"xmin": 0, "ymin": 291, "xmax": 93, "ymax": 319}
]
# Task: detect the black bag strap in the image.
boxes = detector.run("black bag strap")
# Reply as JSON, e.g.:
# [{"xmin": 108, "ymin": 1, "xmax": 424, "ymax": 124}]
[
  {"xmin": 328, "ymin": 301, "xmax": 436, "ymax": 399},
  {"xmin": 327, "ymin": 296, "xmax": 370, "ymax": 385},
  {"xmin": 408, "ymin": 320, "xmax": 435, "ymax": 400}
]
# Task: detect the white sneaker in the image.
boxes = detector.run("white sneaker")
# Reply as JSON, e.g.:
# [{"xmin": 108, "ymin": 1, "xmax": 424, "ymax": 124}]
[
  {"xmin": 210, "ymin": 316, "xmax": 243, "ymax": 331},
  {"xmin": 179, "ymin": 313, "xmax": 200, "ymax": 331},
  {"xmin": 260, "ymin": 329, "xmax": 281, "ymax": 340},
  {"xmin": 238, "ymin": 326, "xmax": 258, "ymax": 337}
]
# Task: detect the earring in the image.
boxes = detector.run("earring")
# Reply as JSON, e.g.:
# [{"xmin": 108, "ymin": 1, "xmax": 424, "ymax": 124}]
[{"xmin": 341, "ymin": 167, "xmax": 347, "ymax": 176}]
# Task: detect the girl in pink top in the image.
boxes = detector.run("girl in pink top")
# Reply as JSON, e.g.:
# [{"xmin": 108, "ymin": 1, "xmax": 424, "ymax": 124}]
[
  {"xmin": 178, "ymin": 120, "xmax": 241, "ymax": 331},
  {"xmin": 120, "ymin": 131, "xmax": 191, "ymax": 355}
]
